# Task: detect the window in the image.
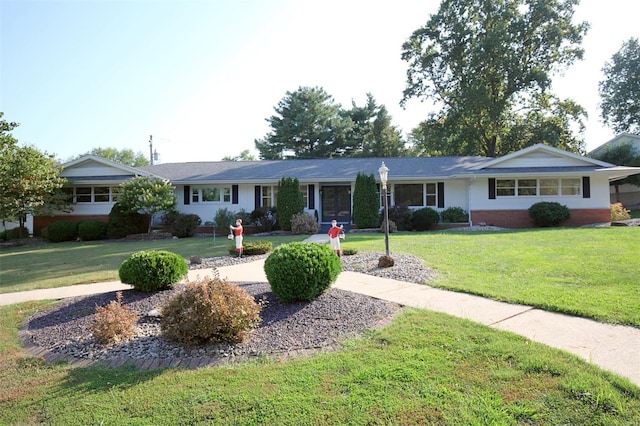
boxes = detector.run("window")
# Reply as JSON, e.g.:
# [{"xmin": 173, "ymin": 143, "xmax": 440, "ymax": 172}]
[
  {"xmin": 562, "ymin": 178, "xmax": 581, "ymax": 196},
  {"xmin": 71, "ymin": 186, "xmax": 119, "ymax": 203},
  {"xmin": 517, "ymin": 179, "xmax": 537, "ymax": 196},
  {"xmin": 539, "ymin": 179, "xmax": 559, "ymax": 195},
  {"xmin": 496, "ymin": 178, "xmax": 581, "ymax": 197},
  {"xmin": 425, "ymin": 183, "xmax": 437, "ymax": 206},
  {"xmin": 496, "ymin": 179, "xmax": 515, "ymax": 196},
  {"xmin": 395, "ymin": 184, "xmax": 423, "ymax": 206},
  {"xmin": 75, "ymin": 187, "xmax": 92, "ymax": 203},
  {"xmin": 300, "ymin": 185, "xmax": 308, "ymax": 208},
  {"xmin": 261, "ymin": 186, "xmax": 277, "ymax": 207},
  {"xmin": 94, "ymin": 187, "xmax": 110, "ymax": 202},
  {"xmin": 192, "ymin": 188, "xmax": 199, "ymax": 203},
  {"xmin": 192, "ymin": 186, "xmax": 231, "ymax": 203}
]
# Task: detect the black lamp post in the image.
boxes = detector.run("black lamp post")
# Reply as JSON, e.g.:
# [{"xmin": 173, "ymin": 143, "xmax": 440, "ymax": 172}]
[{"xmin": 378, "ymin": 162, "xmax": 390, "ymax": 257}]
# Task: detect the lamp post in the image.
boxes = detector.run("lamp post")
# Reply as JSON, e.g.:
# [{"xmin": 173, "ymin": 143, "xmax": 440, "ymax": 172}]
[{"xmin": 378, "ymin": 162, "xmax": 390, "ymax": 258}]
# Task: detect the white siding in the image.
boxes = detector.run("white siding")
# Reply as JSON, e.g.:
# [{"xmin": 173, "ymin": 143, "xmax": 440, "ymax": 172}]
[{"xmin": 485, "ymin": 152, "xmax": 590, "ymax": 168}]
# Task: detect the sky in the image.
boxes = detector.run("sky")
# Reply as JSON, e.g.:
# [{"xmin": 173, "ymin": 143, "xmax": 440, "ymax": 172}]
[{"xmin": 1, "ymin": 0, "xmax": 639, "ymax": 164}]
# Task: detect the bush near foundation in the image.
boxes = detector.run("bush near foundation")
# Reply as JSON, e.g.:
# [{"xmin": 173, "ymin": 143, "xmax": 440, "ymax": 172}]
[
  {"xmin": 264, "ymin": 242, "xmax": 341, "ymax": 303},
  {"xmin": 44, "ymin": 220, "xmax": 77, "ymax": 242},
  {"xmin": 528, "ymin": 202, "xmax": 570, "ymax": 227},
  {"xmin": 119, "ymin": 250, "xmax": 188, "ymax": 292},
  {"xmin": 611, "ymin": 203, "xmax": 631, "ymax": 221},
  {"xmin": 160, "ymin": 276, "xmax": 262, "ymax": 345},
  {"xmin": 411, "ymin": 207, "xmax": 440, "ymax": 230},
  {"xmin": 78, "ymin": 220, "xmax": 107, "ymax": 241}
]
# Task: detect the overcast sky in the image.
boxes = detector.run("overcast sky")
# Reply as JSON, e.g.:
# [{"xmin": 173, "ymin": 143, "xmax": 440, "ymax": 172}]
[{"xmin": 1, "ymin": 0, "xmax": 639, "ymax": 163}]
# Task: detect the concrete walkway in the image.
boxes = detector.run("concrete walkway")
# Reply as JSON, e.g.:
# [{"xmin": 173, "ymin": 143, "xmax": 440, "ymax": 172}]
[{"xmin": 1, "ymin": 252, "xmax": 638, "ymax": 386}]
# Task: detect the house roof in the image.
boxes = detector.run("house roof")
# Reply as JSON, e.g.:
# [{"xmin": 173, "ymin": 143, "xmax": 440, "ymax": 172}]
[{"xmin": 589, "ymin": 133, "xmax": 640, "ymax": 157}]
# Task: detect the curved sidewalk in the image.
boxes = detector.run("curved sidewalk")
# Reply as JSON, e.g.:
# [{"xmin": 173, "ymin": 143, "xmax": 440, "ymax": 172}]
[{"xmin": 1, "ymin": 258, "xmax": 639, "ymax": 387}]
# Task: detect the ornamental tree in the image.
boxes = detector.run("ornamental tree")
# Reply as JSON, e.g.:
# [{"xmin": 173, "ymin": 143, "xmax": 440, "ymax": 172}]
[
  {"xmin": 275, "ymin": 177, "xmax": 305, "ymax": 231},
  {"xmin": 117, "ymin": 176, "xmax": 176, "ymax": 233}
]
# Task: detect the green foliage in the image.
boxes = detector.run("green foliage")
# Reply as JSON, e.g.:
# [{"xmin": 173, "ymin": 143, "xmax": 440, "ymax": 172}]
[
  {"xmin": 352, "ymin": 172, "xmax": 379, "ymax": 228},
  {"xmin": 411, "ymin": 207, "xmax": 440, "ymax": 231},
  {"xmin": 402, "ymin": 0, "xmax": 588, "ymax": 157},
  {"xmin": 380, "ymin": 219, "xmax": 398, "ymax": 233},
  {"xmin": 254, "ymin": 86, "xmax": 354, "ymax": 159},
  {"xmin": 264, "ymin": 242, "xmax": 341, "ymax": 303},
  {"xmin": 83, "ymin": 147, "xmax": 149, "ymax": 167},
  {"xmin": 290, "ymin": 212, "xmax": 319, "ymax": 235},
  {"xmin": 118, "ymin": 250, "xmax": 188, "ymax": 292},
  {"xmin": 250, "ymin": 207, "xmax": 278, "ymax": 232},
  {"xmin": 441, "ymin": 206, "xmax": 469, "ymax": 223},
  {"xmin": 117, "ymin": 176, "xmax": 177, "ymax": 233},
  {"xmin": 160, "ymin": 276, "xmax": 262, "ymax": 345},
  {"xmin": 528, "ymin": 202, "xmax": 571, "ymax": 227},
  {"xmin": 599, "ymin": 37, "xmax": 640, "ymax": 134},
  {"xmin": 213, "ymin": 207, "xmax": 236, "ymax": 229},
  {"xmin": 172, "ymin": 213, "xmax": 201, "ymax": 238},
  {"xmin": 611, "ymin": 203, "xmax": 631, "ymax": 221},
  {"xmin": 342, "ymin": 247, "xmax": 358, "ymax": 256},
  {"xmin": 160, "ymin": 207, "xmax": 180, "ymax": 227},
  {"xmin": 5, "ymin": 226, "xmax": 29, "ymax": 240},
  {"xmin": 276, "ymin": 177, "xmax": 305, "ymax": 231},
  {"xmin": 77, "ymin": 220, "xmax": 107, "ymax": 241},
  {"xmin": 385, "ymin": 205, "xmax": 413, "ymax": 231},
  {"xmin": 107, "ymin": 202, "xmax": 147, "ymax": 238},
  {"xmin": 591, "ymin": 142, "xmax": 640, "ymax": 187},
  {"xmin": 44, "ymin": 220, "xmax": 77, "ymax": 243},
  {"xmin": 91, "ymin": 291, "xmax": 140, "ymax": 344},
  {"xmin": 227, "ymin": 240, "xmax": 272, "ymax": 256}
]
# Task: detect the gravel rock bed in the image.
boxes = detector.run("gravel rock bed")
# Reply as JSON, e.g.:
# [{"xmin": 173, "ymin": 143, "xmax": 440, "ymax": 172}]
[{"xmin": 23, "ymin": 251, "xmax": 434, "ymax": 367}]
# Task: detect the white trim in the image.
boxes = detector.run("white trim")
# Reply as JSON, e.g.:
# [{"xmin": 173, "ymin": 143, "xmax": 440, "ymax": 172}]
[{"xmin": 470, "ymin": 144, "xmax": 613, "ymax": 170}]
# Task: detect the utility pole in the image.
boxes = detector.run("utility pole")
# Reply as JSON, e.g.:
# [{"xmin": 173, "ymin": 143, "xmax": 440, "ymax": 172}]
[{"xmin": 149, "ymin": 135, "xmax": 154, "ymax": 165}]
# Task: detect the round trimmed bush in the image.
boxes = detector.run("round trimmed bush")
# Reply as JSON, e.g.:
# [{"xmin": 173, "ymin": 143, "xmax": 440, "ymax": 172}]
[
  {"xmin": 78, "ymin": 220, "xmax": 107, "ymax": 241},
  {"xmin": 441, "ymin": 207, "xmax": 469, "ymax": 223},
  {"xmin": 160, "ymin": 276, "xmax": 262, "ymax": 345},
  {"xmin": 264, "ymin": 242, "xmax": 341, "ymax": 303},
  {"xmin": 227, "ymin": 239, "xmax": 273, "ymax": 256},
  {"xmin": 45, "ymin": 220, "xmax": 77, "ymax": 242},
  {"xmin": 411, "ymin": 207, "xmax": 440, "ymax": 231},
  {"xmin": 119, "ymin": 250, "xmax": 188, "ymax": 292},
  {"xmin": 528, "ymin": 202, "xmax": 571, "ymax": 227}
]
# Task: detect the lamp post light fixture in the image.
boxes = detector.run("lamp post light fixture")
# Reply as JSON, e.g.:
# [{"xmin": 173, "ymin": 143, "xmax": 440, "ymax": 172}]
[{"xmin": 378, "ymin": 162, "xmax": 392, "ymax": 264}]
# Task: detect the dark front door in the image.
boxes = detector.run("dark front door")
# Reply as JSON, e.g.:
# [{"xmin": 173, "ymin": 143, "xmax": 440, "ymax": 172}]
[{"xmin": 321, "ymin": 186, "xmax": 351, "ymax": 223}]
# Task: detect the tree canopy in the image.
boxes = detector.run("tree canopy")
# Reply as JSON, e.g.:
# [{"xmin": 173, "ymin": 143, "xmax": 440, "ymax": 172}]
[
  {"xmin": 599, "ymin": 37, "xmax": 640, "ymax": 135},
  {"xmin": 402, "ymin": 0, "xmax": 589, "ymax": 157},
  {"xmin": 222, "ymin": 149, "xmax": 257, "ymax": 161},
  {"xmin": 117, "ymin": 176, "xmax": 176, "ymax": 233},
  {"xmin": 76, "ymin": 147, "xmax": 150, "ymax": 167},
  {"xmin": 590, "ymin": 142, "xmax": 640, "ymax": 202}
]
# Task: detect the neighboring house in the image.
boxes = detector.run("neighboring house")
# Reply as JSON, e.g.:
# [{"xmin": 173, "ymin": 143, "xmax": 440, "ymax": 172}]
[
  {"xmin": 33, "ymin": 144, "xmax": 640, "ymax": 235},
  {"xmin": 589, "ymin": 133, "xmax": 640, "ymax": 208}
]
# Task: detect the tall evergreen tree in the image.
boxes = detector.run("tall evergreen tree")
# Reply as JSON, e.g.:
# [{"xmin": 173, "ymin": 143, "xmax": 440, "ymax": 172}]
[
  {"xmin": 352, "ymin": 172, "xmax": 380, "ymax": 228},
  {"xmin": 276, "ymin": 177, "xmax": 305, "ymax": 231}
]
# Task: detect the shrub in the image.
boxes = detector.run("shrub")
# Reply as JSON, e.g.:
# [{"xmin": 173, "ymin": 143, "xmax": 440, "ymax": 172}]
[
  {"xmin": 342, "ymin": 247, "xmax": 358, "ymax": 256},
  {"xmin": 264, "ymin": 242, "xmax": 341, "ymax": 303},
  {"xmin": 385, "ymin": 205, "xmax": 413, "ymax": 231},
  {"xmin": 251, "ymin": 207, "xmax": 279, "ymax": 232},
  {"xmin": 45, "ymin": 220, "xmax": 77, "ymax": 242},
  {"xmin": 78, "ymin": 220, "xmax": 107, "ymax": 241},
  {"xmin": 118, "ymin": 250, "xmax": 188, "ymax": 292},
  {"xmin": 276, "ymin": 177, "xmax": 305, "ymax": 231},
  {"xmin": 441, "ymin": 207, "xmax": 469, "ymax": 223},
  {"xmin": 160, "ymin": 208, "xmax": 181, "ymax": 227},
  {"xmin": 411, "ymin": 207, "xmax": 440, "ymax": 231},
  {"xmin": 160, "ymin": 276, "xmax": 262, "ymax": 345},
  {"xmin": 172, "ymin": 213, "xmax": 201, "ymax": 238},
  {"xmin": 291, "ymin": 212, "xmax": 320, "ymax": 235},
  {"xmin": 107, "ymin": 202, "xmax": 148, "ymax": 238},
  {"xmin": 91, "ymin": 292, "xmax": 140, "ymax": 344},
  {"xmin": 528, "ymin": 202, "xmax": 571, "ymax": 227},
  {"xmin": 0, "ymin": 230, "xmax": 6, "ymax": 241},
  {"xmin": 213, "ymin": 207, "xmax": 236, "ymax": 229},
  {"xmin": 6, "ymin": 226, "xmax": 29, "ymax": 240},
  {"xmin": 379, "ymin": 219, "xmax": 398, "ymax": 233},
  {"xmin": 227, "ymin": 239, "xmax": 272, "ymax": 256},
  {"xmin": 353, "ymin": 172, "xmax": 379, "ymax": 228},
  {"xmin": 611, "ymin": 203, "xmax": 631, "ymax": 221}
]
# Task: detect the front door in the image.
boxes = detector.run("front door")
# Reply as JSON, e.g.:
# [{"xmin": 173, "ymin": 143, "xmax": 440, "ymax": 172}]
[{"xmin": 321, "ymin": 186, "xmax": 351, "ymax": 223}]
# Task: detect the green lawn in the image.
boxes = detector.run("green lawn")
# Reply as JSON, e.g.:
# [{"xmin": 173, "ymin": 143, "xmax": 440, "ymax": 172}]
[{"xmin": 1, "ymin": 229, "xmax": 639, "ymax": 423}]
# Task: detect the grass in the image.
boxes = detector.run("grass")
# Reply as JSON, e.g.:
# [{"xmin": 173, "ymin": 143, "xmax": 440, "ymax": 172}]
[{"xmin": 2, "ymin": 303, "xmax": 639, "ymax": 424}]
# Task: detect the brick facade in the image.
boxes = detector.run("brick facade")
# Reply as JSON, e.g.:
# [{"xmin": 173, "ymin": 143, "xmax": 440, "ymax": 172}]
[
  {"xmin": 33, "ymin": 215, "xmax": 110, "ymax": 236},
  {"xmin": 470, "ymin": 209, "xmax": 611, "ymax": 228}
]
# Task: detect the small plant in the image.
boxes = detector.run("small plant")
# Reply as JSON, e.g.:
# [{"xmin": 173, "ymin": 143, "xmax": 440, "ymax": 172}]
[
  {"xmin": 91, "ymin": 292, "xmax": 140, "ymax": 345},
  {"xmin": 5, "ymin": 226, "xmax": 29, "ymax": 240},
  {"xmin": 411, "ymin": 207, "xmax": 440, "ymax": 231},
  {"xmin": 227, "ymin": 240, "xmax": 273, "ymax": 256},
  {"xmin": 342, "ymin": 247, "xmax": 358, "ymax": 256},
  {"xmin": 379, "ymin": 219, "xmax": 398, "ymax": 233},
  {"xmin": 611, "ymin": 203, "xmax": 631, "ymax": 221},
  {"xmin": 160, "ymin": 276, "xmax": 262, "ymax": 345},
  {"xmin": 441, "ymin": 207, "xmax": 469, "ymax": 223},
  {"xmin": 385, "ymin": 205, "xmax": 413, "ymax": 231},
  {"xmin": 528, "ymin": 202, "xmax": 571, "ymax": 227},
  {"xmin": 119, "ymin": 250, "xmax": 188, "ymax": 292},
  {"xmin": 264, "ymin": 242, "xmax": 341, "ymax": 303},
  {"xmin": 44, "ymin": 220, "xmax": 77, "ymax": 242},
  {"xmin": 78, "ymin": 220, "xmax": 107, "ymax": 241},
  {"xmin": 251, "ymin": 207, "xmax": 279, "ymax": 232},
  {"xmin": 213, "ymin": 207, "xmax": 236, "ymax": 229},
  {"xmin": 291, "ymin": 212, "xmax": 320, "ymax": 234},
  {"xmin": 172, "ymin": 213, "xmax": 202, "ymax": 238}
]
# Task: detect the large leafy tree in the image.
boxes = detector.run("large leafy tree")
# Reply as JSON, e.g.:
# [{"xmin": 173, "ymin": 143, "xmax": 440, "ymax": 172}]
[
  {"xmin": 599, "ymin": 38, "xmax": 640, "ymax": 135},
  {"xmin": 222, "ymin": 149, "xmax": 257, "ymax": 161},
  {"xmin": 117, "ymin": 176, "xmax": 176, "ymax": 233},
  {"xmin": 73, "ymin": 147, "xmax": 150, "ymax": 167},
  {"xmin": 0, "ymin": 113, "xmax": 68, "ymax": 230},
  {"xmin": 255, "ymin": 87, "xmax": 353, "ymax": 159},
  {"xmin": 590, "ymin": 142, "xmax": 640, "ymax": 202},
  {"xmin": 401, "ymin": 0, "xmax": 588, "ymax": 157}
]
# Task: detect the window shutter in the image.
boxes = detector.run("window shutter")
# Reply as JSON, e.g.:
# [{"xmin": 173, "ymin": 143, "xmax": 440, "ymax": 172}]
[
  {"xmin": 254, "ymin": 186, "xmax": 261, "ymax": 209},
  {"xmin": 232, "ymin": 185, "xmax": 239, "ymax": 204},
  {"xmin": 488, "ymin": 178, "xmax": 496, "ymax": 200},
  {"xmin": 183, "ymin": 186, "xmax": 190, "ymax": 205},
  {"xmin": 308, "ymin": 184, "xmax": 315, "ymax": 209},
  {"xmin": 582, "ymin": 176, "xmax": 591, "ymax": 198},
  {"xmin": 437, "ymin": 182, "xmax": 445, "ymax": 208}
]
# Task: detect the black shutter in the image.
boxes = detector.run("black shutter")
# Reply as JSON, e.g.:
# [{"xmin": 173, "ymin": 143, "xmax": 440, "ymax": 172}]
[
  {"xmin": 184, "ymin": 186, "xmax": 190, "ymax": 205},
  {"xmin": 488, "ymin": 178, "xmax": 496, "ymax": 200},
  {"xmin": 437, "ymin": 182, "xmax": 445, "ymax": 208},
  {"xmin": 254, "ymin": 186, "xmax": 261, "ymax": 209},
  {"xmin": 308, "ymin": 184, "xmax": 315, "ymax": 209},
  {"xmin": 232, "ymin": 185, "xmax": 239, "ymax": 204},
  {"xmin": 582, "ymin": 176, "xmax": 591, "ymax": 198}
]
